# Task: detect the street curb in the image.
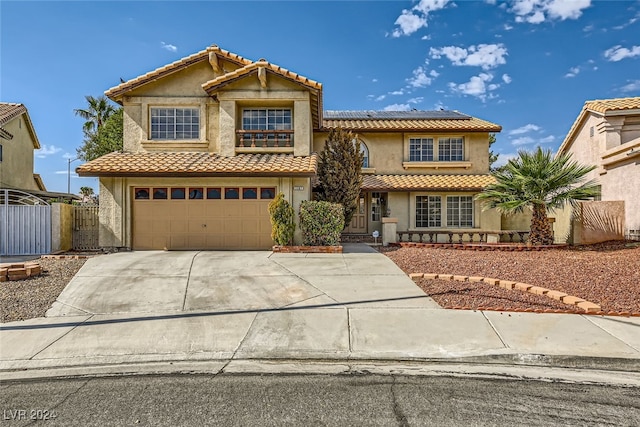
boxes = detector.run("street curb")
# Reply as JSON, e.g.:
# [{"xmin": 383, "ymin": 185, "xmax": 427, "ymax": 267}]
[{"xmin": 2, "ymin": 353, "xmax": 639, "ymax": 382}]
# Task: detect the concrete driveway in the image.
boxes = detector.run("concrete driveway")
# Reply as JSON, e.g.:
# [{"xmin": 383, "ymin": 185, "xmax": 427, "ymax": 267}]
[{"xmin": 47, "ymin": 244, "xmax": 439, "ymax": 317}]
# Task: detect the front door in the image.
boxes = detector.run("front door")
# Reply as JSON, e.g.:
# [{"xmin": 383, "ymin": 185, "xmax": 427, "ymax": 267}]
[{"xmin": 345, "ymin": 193, "xmax": 367, "ymax": 233}]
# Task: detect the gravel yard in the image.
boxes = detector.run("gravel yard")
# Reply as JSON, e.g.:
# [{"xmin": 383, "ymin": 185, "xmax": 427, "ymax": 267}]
[
  {"xmin": 0, "ymin": 258, "xmax": 87, "ymax": 323},
  {"xmin": 383, "ymin": 241, "xmax": 640, "ymax": 315}
]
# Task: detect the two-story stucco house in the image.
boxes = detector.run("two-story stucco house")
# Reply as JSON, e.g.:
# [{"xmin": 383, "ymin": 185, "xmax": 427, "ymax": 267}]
[
  {"xmin": 0, "ymin": 103, "xmax": 47, "ymax": 194},
  {"xmin": 555, "ymin": 97, "xmax": 640, "ymax": 239},
  {"xmin": 77, "ymin": 44, "xmax": 503, "ymax": 250}
]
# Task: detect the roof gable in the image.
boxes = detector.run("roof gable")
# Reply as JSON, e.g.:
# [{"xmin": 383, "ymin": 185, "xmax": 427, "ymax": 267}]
[
  {"xmin": 0, "ymin": 102, "xmax": 41, "ymax": 149},
  {"xmin": 557, "ymin": 96, "xmax": 640, "ymax": 155},
  {"xmin": 105, "ymin": 44, "xmax": 252, "ymax": 102}
]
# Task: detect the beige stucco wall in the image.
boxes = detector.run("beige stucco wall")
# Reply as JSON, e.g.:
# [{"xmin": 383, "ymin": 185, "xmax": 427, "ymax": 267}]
[
  {"xmin": 98, "ymin": 175, "xmax": 310, "ymax": 248},
  {"xmin": 572, "ymin": 201, "xmax": 625, "ymax": 244},
  {"xmin": 563, "ymin": 112, "xmax": 640, "ymax": 234},
  {"xmin": 313, "ymin": 131, "xmax": 491, "ymax": 175},
  {"xmin": 120, "ymin": 60, "xmax": 314, "ymax": 158},
  {"xmin": 0, "ymin": 116, "xmax": 39, "ymax": 191},
  {"xmin": 51, "ymin": 203, "xmax": 73, "ymax": 252}
]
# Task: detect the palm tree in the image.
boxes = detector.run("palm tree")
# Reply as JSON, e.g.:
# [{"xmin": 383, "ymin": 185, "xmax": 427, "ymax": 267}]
[
  {"xmin": 476, "ymin": 147, "xmax": 600, "ymax": 245},
  {"xmin": 79, "ymin": 186, "xmax": 95, "ymax": 203},
  {"xmin": 74, "ymin": 95, "xmax": 116, "ymax": 135}
]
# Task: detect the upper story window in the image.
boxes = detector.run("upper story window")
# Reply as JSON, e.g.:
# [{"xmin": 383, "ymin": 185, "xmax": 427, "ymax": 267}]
[
  {"xmin": 359, "ymin": 141, "xmax": 369, "ymax": 168},
  {"xmin": 438, "ymin": 137, "xmax": 464, "ymax": 161},
  {"xmin": 409, "ymin": 138, "xmax": 434, "ymax": 161},
  {"xmin": 238, "ymin": 109, "xmax": 293, "ymax": 148},
  {"xmin": 150, "ymin": 108, "xmax": 199, "ymax": 140}
]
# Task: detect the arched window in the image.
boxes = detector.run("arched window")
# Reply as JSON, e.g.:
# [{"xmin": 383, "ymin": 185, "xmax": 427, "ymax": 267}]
[{"xmin": 359, "ymin": 140, "xmax": 369, "ymax": 168}]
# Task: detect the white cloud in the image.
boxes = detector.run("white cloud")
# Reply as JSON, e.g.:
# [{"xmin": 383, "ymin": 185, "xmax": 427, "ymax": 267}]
[
  {"xmin": 620, "ymin": 80, "xmax": 640, "ymax": 93},
  {"xmin": 448, "ymin": 73, "xmax": 497, "ymax": 100},
  {"xmin": 372, "ymin": 78, "xmax": 378, "ymax": 83},
  {"xmin": 512, "ymin": 136, "xmax": 535, "ymax": 146},
  {"xmin": 36, "ymin": 144, "xmax": 62, "ymax": 158},
  {"xmin": 160, "ymin": 41, "xmax": 177, "ymax": 52},
  {"xmin": 539, "ymin": 135, "xmax": 555, "ymax": 143},
  {"xmin": 430, "ymin": 69, "xmax": 440, "ymax": 78},
  {"xmin": 389, "ymin": 90, "xmax": 405, "ymax": 96},
  {"xmin": 564, "ymin": 66, "xmax": 580, "ymax": 78},
  {"xmin": 604, "ymin": 45, "xmax": 640, "ymax": 62},
  {"xmin": 502, "ymin": 73, "xmax": 512, "ymax": 84},
  {"xmin": 62, "ymin": 152, "xmax": 76, "ymax": 159},
  {"xmin": 421, "ymin": 35, "xmax": 432, "ymax": 40},
  {"xmin": 407, "ymin": 66, "xmax": 433, "ymax": 88},
  {"xmin": 509, "ymin": 124, "xmax": 541, "ymax": 135},
  {"xmin": 613, "ymin": 14, "xmax": 639, "ymax": 30},
  {"xmin": 407, "ymin": 97, "xmax": 424, "ymax": 104},
  {"xmin": 493, "ymin": 152, "xmax": 518, "ymax": 168},
  {"xmin": 383, "ymin": 103, "xmax": 411, "ymax": 111},
  {"xmin": 430, "ymin": 43, "xmax": 508, "ymax": 70},
  {"xmin": 375, "ymin": 95, "xmax": 386, "ymax": 101},
  {"xmin": 391, "ymin": 0, "xmax": 450, "ymax": 37},
  {"xmin": 55, "ymin": 170, "xmax": 77, "ymax": 177},
  {"xmin": 504, "ymin": 24, "xmax": 514, "ymax": 30},
  {"xmin": 510, "ymin": 0, "xmax": 591, "ymax": 24}
]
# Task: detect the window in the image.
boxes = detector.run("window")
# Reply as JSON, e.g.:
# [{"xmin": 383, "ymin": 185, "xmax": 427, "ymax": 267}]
[
  {"xmin": 358, "ymin": 140, "xmax": 369, "ymax": 168},
  {"xmin": 447, "ymin": 196, "xmax": 473, "ymax": 227},
  {"xmin": 134, "ymin": 188, "xmax": 150, "ymax": 200},
  {"xmin": 189, "ymin": 188, "xmax": 203, "ymax": 199},
  {"xmin": 260, "ymin": 188, "xmax": 276, "ymax": 199},
  {"xmin": 150, "ymin": 108, "xmax": 199, "ymax": 140},
  {"xmin": 153, "ymin": 188, "xmax": 168, "ymax": 199},
  {"xmin": 371, "ymin": 192, "xmax": 384, "ymax": 221},
  {"xmin": 438, "ymin": 138, "xmax": 464, "ymax": 161},
  {"xmin": 171, "ymin": 188, "xmax": 185, "ymax": 199},
  {"xmin": 225, "ymin": 188, "xmax": 239, "ymax": 199},
  {"xmin": 242, "ymin": 109, "xmax": 291, "ymax": 131},
  {"xmin": 207, "ymin": 188, "xmax": 221, "ymax": 199},
  {"xmin": 409, "ymin": 138, "xmax": 434, "ymax": 161},
  {"xmin": 243, "ymin": 188, "xmax": 257, "ymax": 199},
  {"xmin": 416, "ymin": 196, "xmax": 441, "ymax": 227}
]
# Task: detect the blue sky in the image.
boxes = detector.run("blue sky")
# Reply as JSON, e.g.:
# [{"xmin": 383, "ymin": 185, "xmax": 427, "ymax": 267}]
[{"xmin": 1, "ymin": 0, "xmax": 639, "ymax": 194}]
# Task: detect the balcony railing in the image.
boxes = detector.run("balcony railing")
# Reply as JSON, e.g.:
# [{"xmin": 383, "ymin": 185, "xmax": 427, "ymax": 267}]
[{"xmin": 236, "ymin": 130, "xmax": 294, "ymax": 148}]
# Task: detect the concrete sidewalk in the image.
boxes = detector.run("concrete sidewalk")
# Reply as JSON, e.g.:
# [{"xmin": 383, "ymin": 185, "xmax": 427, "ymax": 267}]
[{"xmin": 1, "ymin": 245, "xmax": 639, "ymax": 381}]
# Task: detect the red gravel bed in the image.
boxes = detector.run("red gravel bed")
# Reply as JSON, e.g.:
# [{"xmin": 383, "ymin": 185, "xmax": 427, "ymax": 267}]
[{"xmin": 382, "ymin": 241, "xmax": 640, "ymax": 315}]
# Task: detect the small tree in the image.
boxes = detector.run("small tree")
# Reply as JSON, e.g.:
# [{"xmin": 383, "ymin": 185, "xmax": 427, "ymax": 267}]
[
  {"xmin": 488, "ymin": 133, "xmax": 499, "ymax": 171},
  {"xmin": 476, "ymin": 147, "xmax": 600, "ymax": 245},
  {"xmin": 316, "ymin": 127, "xmax": 363, "ymax": 227},
  {"xmin": 299, "ymin": 200, "xmax": 344, "ymax": 246},
  {"xmin": 77, "ymin": 108, "xmax": 123, "ymax": 161},
  {"xmin": 268, "ymin": 193, "xmax": 295, "ymax": 246}
]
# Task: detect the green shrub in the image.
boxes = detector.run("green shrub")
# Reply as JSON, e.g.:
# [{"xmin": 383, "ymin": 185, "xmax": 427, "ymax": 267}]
[
  {"xmin": 299, "ymin": 200, "xmax": 344, "ymax": 246},
  {"xmin": 268, "ymin": 193, "xmax": 295, "ymax": 245}
]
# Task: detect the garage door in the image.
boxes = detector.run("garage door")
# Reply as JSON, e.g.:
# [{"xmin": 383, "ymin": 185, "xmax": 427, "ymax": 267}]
[{"xmin": 132, "ymin": 186, "xmax": 275, "ymax": 250}]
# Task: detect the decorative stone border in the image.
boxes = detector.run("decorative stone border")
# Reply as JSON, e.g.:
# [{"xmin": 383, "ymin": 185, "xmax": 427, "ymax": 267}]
[
  {"xmin": 409, "ymin": 273, "xmax": 606, "ymax": 314},
  {"xmin": 272, "ymin": 245, "xmax": 343, "ymax": 254},
  {"xmin": 393, "ymin": 243, "xmax": 566, "ymax": 251},
  {"xmin": 0, "ymin": 262, "xmax": 42, "ymax": 282},
  {"xmin": 41, "ymin": 254, "xmax": 92, "ymax": 259}
]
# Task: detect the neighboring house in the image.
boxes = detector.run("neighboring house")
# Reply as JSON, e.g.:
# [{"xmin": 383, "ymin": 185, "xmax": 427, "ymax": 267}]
[
  {"xmin": 77, "ymin": 44, "xmax": 503, "ymax": 250},
  {"xmin": 0, "ymin": 103, "xmax": 47, "ymax": 194},
  {"xmin": 556, "ymin": 97, "xmax": 640, "ymax": 240}
]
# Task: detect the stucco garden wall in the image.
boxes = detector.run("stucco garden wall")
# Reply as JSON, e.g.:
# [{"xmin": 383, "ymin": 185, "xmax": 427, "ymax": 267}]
[
  {"xmin": 51, "ymin": 203, "xmax": 73, "ymax": 252},
  {"xmin": 571, "ymin": 201, "xmax": 625, "ymax": 245}
]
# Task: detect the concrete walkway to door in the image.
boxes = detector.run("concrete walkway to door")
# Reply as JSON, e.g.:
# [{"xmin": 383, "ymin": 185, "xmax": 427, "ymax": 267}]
[{"xmin": 45, "ymin": 244, "xmax": 439, "ymax": 316}]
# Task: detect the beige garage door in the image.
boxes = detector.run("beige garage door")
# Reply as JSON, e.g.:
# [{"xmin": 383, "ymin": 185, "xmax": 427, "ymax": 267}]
[{"xmin": 132, "ymin": 187, "xmax": 274, "ymax": 250}]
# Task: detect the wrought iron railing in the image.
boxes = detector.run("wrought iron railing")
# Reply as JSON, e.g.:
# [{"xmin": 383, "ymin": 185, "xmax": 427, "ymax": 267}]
[{"xmin": 236, "ymin": 130, "xmax": 294, "ymax": 148}]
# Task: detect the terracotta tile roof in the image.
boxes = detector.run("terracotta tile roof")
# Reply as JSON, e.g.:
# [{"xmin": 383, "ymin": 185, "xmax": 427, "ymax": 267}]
[
  {"xmin": 0, "ymin": 102, "xmax": 27, "ymax": 126},
  {"xmin": 557, "ymin": 96, "xmax": 640, "ymax": 155},
  {"xmin": 584, "ymin": 97, "xmax": 640, "ymax": 114},
  {"xmin": 202, "ymin": 60, "xmax": 322, "ymax": 92},
  {"xmin": 321, "ymin": 116, "xmax": 501, "ymax": 132},
  {"xmin": 77, "ymin": 152, "xmax": 318, "ymax": 177},
  {"xmin": 202, "ymin": 60, "xmax": 323, "ymax": 129},
  {"xmin": 105, "ymin": 45, "xmax": 252, "ymax": 101},
  {"xmin": 361, "ymin": 174, "xmax": 496, "ymax": 191}
]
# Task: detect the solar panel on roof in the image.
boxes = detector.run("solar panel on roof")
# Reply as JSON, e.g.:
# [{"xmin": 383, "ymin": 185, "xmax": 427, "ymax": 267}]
[{"xmin": 323, "ymin": 110, "xmax": 471, "ymax": 120}]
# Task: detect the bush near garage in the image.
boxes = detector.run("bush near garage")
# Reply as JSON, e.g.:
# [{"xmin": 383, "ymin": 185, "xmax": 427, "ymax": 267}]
[
  {"xmin": 299, "ymin": 200, "xmax": 344, "ymax": 246},
  {"xmin": 268, "ymin": 193, "xmax": 296, "ymax": 246}
]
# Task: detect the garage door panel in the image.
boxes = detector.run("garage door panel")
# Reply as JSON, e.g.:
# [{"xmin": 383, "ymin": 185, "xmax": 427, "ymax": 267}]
[{"xmin": 133, "ymin": 190, "xmax": 274, "ymax": 250}]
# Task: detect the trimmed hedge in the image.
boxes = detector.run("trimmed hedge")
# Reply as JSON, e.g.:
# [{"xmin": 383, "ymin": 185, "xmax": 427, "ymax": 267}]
[
  {"xmin": 268, "ymin": 193, "xmax": 295, "ymax": 245},
  {"xmin": 299, "ymin": 200, "xmax": 345, "ymax": 246}
]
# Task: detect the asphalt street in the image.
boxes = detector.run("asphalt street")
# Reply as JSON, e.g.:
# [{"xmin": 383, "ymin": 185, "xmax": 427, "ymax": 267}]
[{"xmin": 2, "ymin": 373, "xmax": 639, "ymax": 426}]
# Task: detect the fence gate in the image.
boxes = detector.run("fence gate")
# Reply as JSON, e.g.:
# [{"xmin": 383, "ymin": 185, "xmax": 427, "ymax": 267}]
[
  {"xmin": 73, "ymin": 205, "xmax": 99, "ymax": 250},
  {"xmin": 0, "ymin": 189, "xmax": 52, "ymax": 256}
]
